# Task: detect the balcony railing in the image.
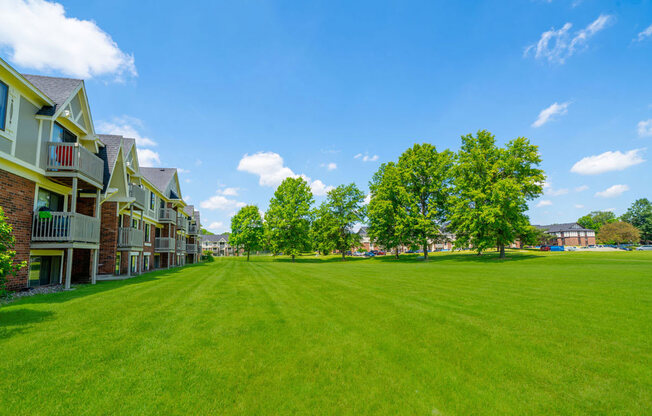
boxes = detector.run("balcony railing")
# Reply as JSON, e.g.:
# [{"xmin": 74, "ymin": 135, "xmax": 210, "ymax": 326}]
[
  {"xmin": 129, "ymin": 185, "xmax": 148, "ymax": 209},
  {"xmin": 186, "ymin": 243, "xmax": 198, "ymax": 254},
  {"xmin": 32, "ymin": 211, "xmax": 100, "ymax": 244},
  {"xmin": 45, "ymin": 142, "xmax": 104, "ymax": 185},
  {"xmin": 159, "ymin": 207, "xmax": 175, "ymax": 223},
  {"xmin": 117, "ymin": 227, "xmax": 144, "ymax": 248},
  {"xmin": 176, "ymin": 216, "xmax": 187, "ymax": 231},
  {"xmin": 154, "ymin": 237, "xmax": 175, "ymax": 252},
  {"xmin": 188, "ymin": 223, "xmax": 199, "ymax": 235},
  {"xmin": 176, "ymin": 239, "xmax": 187, "ymax": 252}
]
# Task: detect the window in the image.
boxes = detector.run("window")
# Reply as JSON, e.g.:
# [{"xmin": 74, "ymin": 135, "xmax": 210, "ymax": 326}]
[
  {"xmin": 29, "ymin": 256, "xmax": 61, "ymax": 287},
  {"xmin": 36, "ymin": 188, "xmax": 64, "ymax": 211},
  {"xmin": 144, "ymin": 255, "xmax": 150, "ymax": 271},
  {"xmin": 0, "ymin": 81, "xmax": 8, "ymax": 131},
  {"xmin": 130, "ymin": 255, "xmax": 138, "ymax": 274},
  {"xmin": 52, "ymin": 123, "xmax": 76, "ymax": 143},
  {"xmin": 115, "ymin": 252, "xmax": 121, "ymax": 275},
  {"xmin": 149, "ymin": 191, "xmax": 156, "ymax": 210},
  {"xmin": 145, "ymin": 224, "xmax": 151, "ymax": 242},
  {"xmin": 131, "ymin": 218, "xmax": 139, "ymax": 229}
]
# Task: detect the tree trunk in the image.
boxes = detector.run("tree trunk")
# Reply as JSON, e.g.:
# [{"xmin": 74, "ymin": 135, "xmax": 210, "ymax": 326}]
[
  {"xmin": 342, "ymin": 251, "xmax": 346, "ymax": 261},
  {"xmin": 247, "ymin": 250, "xmax": 250, "ymax": 262},
  {"xmin": 395, "ymin": 247, "xmax": 399, "ymax": 260},
  {"xmin": 499, "ymin": 244, "xmax": 506, "ymax": 258},
  {"xmin": 423, "ymin": 241, "xmax": 428, "ymax": 261},
  {"xmin": 292, "ymin": 254, "xmax": 295, "ymax": 262}
]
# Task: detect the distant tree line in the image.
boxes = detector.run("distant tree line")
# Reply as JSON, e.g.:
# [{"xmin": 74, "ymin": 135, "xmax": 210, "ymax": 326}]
[
  {"xmin": 229, "ymin": 130, "xmax": 546, "ymax": 260},
  {"xmin": 577, "ymin": 198, "xmax": 652, "ymax": 244}
]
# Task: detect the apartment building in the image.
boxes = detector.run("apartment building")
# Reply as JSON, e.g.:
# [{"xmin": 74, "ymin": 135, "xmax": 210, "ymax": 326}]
[
  {"xmin": 0, "ymin": 56, "xmax": 202, "ymax": 290},
  {"xmin": 535, "ymin": 223, "xmax": 596, "ymax": 246},
  {"xmin": 201, "ymin": 233, "xmax": 238, "ymax": 256}
]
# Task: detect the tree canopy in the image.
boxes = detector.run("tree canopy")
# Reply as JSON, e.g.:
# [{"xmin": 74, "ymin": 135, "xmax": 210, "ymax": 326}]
[
  {"xmin": 0, "ymin": 207, "xmax": 26, "ymax": 297},
  {"xmin": 264, "ymin": 177, "xmax": 314, "ymax": 262},
  {"xmin": 314, "ymin": 184, "xmax": 365, "ymax": 260},
  {"xmin": 448, "ymin": 130, "xmax": 544, "ymax": 257},
  {"xmin": 621, "ymin": 198, "xmax": 652, "ymax": 243},
  {"xmin": 597, "ymin": 221, "xmax": 640, "ymax": 245},
  {"xmin": 230, "ymin": 205, "xmax": 264, "ymax": 261},
  {"xmin": 577, "ymin": 211, "xmax": 617, "ymax": 232}
]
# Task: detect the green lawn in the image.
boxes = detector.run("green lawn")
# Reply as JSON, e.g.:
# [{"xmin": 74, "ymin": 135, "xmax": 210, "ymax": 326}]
[{"xmin": 1, "ymin": 251, "xmax": 651, "ymax": 415}]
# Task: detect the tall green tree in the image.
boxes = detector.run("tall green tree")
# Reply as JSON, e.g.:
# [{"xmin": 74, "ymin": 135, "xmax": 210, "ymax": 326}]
[
  {"xmin": 577, "ymin": 211, "xmax": 617, "ymax": 232},
  {"xmin": 367, "ymin": 162, "xmax": 409, "ymax": 259},
  {"xmin": 0, "ymin": 207, "xmax": 26, "ymax": 297},
  {"xmin": 396, "ymin": 144, "xmax": 454, "ymax": 260},
  {"xmin": 230, "ymin": 205, "xmax": 264, "ymax": 261},
  {"xmin": 311, "ymin": 203, "xmax": 337, "ymax": 255},
  {"xmin": 621, "ymin": 198, "xmax": 652, "ymax": 243},
  {"xmin": 449, "ymin": 130, "xmax": 545, "ymax": 258},
  {"xmin": 314, "ymin": 184, "xmax": 366, "ymax": 260},
  {"xmin": 265, "ymin": 177, "xmax": 314, "ymax": 262}
]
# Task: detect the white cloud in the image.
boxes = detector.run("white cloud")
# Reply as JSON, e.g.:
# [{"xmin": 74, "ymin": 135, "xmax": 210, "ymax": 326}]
[
  {"xmin": 537, "ymin": 200, "xmax": 553, "ymax": 207},
  {"xmin": 207, "ymin": 221, "xmax": 225, "ymax": 232},
  {"xmin": 575, "ymin": 185, "xmax": 589, "ymax": 192},
  {"xmin": 177, "ymin": 168, "xmax": 190, "ymax": 174},
  {"xmin": 183, "ymin": 196, "xmax": 191, "ymax": 203},
  {"xmin": 237, "ymin": 151, "xmax": 333, "ymax": 195},
  {"xmin": 574, "ymin": 204, "xmax": 584, "ymax": 209},
  {"xmin": 363, "ymin": 194, "xmax": 371, "ymax": 205},
  {"xmin": 200, "ymin": 194, "xmax": 246, "ymax": 211},
  {"xmin": 97, "ymin": 116, "xmax": 157, "ymax": 147},
  {"xmin": 321, "ymin": 162, "xmax": 337, "ymax": 171},
  {"xmin": 524, "ymin": 15, "xmax": 613, "ymax": 64},
  {"xmin": 595, "ymin": 184, "xmax": 629, "ymax": 198},
  {"xmin": 0, "ymin": 0, "xmax": 136, "ymax": 80},
  {"xmin": 220, "ymin": 187, "xmax": 239, "ymax": 196},
  {"xmin": 638, "ymin": 119, "xmax": 652, "ymax": 137},
  {"xmin": 636, "ymin": 24, "xmax": 652, "ymax": 42},
  {"xmin": 547, "ymin": 187, "xmax": 569, "ymax": 196},
  {"xmin": 184, "ymin": 178, "xmax": 191, "ymax": 184},
  {"xmin": 310, "ymin": 179, "xmax": 334, "ymax": 197},
  {"xmin": 532, "ymin": 102, "xmax": 571, "ymax": 128},
  {"xmin": 570, "ymin": 149, "xmax": 645, "ymax": 175},
  {"xmin": 138, "ymin": 148, "xmax": 161, "ymax": 167},
  {"xmin": 354, "ymin": 153, "xmax": 379, "ymax": 162}
]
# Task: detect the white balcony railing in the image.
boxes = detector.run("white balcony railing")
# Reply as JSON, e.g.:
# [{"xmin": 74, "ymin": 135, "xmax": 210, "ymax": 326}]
[
  {"xmin": 155, "ymin": 237, "xmax": 175, "ymax": 252},
  {"xmin": 188, "ymin": 223, "xmax": 199, "ymax": 235},
  {"xmin": 129, "ymin": 185, "xmax": 148, "ymax": 209},
  {"xmin": 159, "ymin": 207, "xmax": 175, "ymax": 223},
  {"xmin": 176, "ymin": 239, "xmax": 187, "ymax": 252},
  {"xmin": 45, "ymin": 142, "xmax": 104, "ymax": 185},
  {"xmin": 117, "ymin": 227, "xmax": 144, "ymax": 248},
  {"xmin": 32, "ymin": 211, "xmax": 100, "ymax": 243},
  {"xmin": 176, "ymin": 216, "xmax": 187, "ymax": 230},
  {"xmin": 186, "ymin": 243, "xmax": 198, "ymax": 254}
]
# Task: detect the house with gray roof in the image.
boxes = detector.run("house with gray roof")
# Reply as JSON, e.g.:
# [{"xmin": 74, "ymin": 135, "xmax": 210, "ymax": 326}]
[{"xmin": 534, "ymin": 223, "xmax": 596, "ymax": 246}]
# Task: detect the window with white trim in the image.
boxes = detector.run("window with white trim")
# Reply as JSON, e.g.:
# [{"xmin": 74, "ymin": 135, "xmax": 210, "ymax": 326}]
[{"xmin": 0, "ymin": 81, "xmax": 8, "ymax": 131}]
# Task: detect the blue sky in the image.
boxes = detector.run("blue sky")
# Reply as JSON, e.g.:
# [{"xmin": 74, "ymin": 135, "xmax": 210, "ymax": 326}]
[{"xmin": 1, "ymin": 0, "xmax": 651, "ymax": 232}]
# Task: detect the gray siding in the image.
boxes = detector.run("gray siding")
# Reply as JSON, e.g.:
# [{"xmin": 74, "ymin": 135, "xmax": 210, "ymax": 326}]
[
  {"xmin": 0, "ymin": 136, "xmax": 11, "ymax": 154},
  {"xmin": 38, "ymin": 120, "xmax": 52, "ymax": 169},
  {"xmin": 14, "ymin": 96, "xmax": 39, "ymax": 165}
]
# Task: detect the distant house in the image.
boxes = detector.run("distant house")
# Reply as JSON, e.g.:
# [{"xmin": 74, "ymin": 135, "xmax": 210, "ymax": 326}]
[
  {"xmin": 535, "ymin": 223, "xmax": 596, "ymax": 246},
  {"xmin": 201, "ymin": 233, "xmax": 237, "ymax": 256}
]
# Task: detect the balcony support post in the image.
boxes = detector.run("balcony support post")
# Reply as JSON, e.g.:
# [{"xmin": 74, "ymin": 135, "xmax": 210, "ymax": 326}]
[
  {"xmin": 70, "ymin": 177, "xmax": 78, "ymax": 213},
  {"xmin": 65, "ymin": 248, "xmax": 73, "ymax": 290},
  {"xmin": 91, "ymin": 249, "xmax": 98, "ymax": 285}
]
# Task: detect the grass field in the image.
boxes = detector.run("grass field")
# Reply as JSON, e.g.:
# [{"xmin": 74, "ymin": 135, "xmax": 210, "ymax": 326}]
[{"xmin": 0, "ymin": 251, "xmax": 651, "ymax": 415}]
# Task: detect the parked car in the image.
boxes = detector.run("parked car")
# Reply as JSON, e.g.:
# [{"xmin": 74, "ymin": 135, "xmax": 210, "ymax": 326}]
[
  {"xmin": 636, "ymin": 245, "xmax": 652, "ymax": 251},
  {"xmin": 353, "ymin": 251, "xmax": 366, "ymax": 257},
  {"xmin": 376, "ymin": 250, "xmax": 386, "ymax": 255},
  {"xmin": 364, "ymin": 252, "xmax": 375, "ymax": 257},
  {"xmin": 540, "ymin": 245, "xmax": 551, "ymax": 251}
]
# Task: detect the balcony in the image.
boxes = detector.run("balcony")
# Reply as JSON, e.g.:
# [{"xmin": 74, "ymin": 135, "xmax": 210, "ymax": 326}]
[
  {"xmin": 117, "ymin": 227, "xmax": 144, "ymax": 249},
  {"xmin": 32, "ymin": 211, "xmax": 100, "ymax": 244},
  {"xmin": 154, "ymin": 237, "xmax": 175, "ymax": 252},
  {"xmin": 188, "ymin": 223, "xmax": 199, "ymax": 235},
  {"xmin": 176, "ymin": 239, "xmax": 187, "ymax": 253},
  {"xmin": 45, "ymin": 142, "xmax": 104, "ymax": 186},
  {"xmin": 159, "ymin": 207, "xmax": 175, "ymax": 223},
  {"xmin": 186, "ymin": 243, "xmax": 199, "ymax": 254},
  {"xmin": 129, "ymin": 185, "xmax": 148, "ymax": 210},
  {"xmin": 176, "ymin": 216, "xmax": 187, "ymax": 231}
]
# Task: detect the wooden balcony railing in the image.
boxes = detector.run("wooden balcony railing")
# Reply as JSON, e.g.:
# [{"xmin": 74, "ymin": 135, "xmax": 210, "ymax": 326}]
[
  {"xmin": 186, "ymin": 243, "xmax": 198, "ymax": 254},
  {"xmin": 129, "ymin": 185, "xmax": 148, "ymax": 209},
  {"xmin": 159, "ymin": 207, "xmax": 175, "ymax": 223},
  {"xmin": 176, "ymin": 239, "xmax": 187, "ymax": 252},
  {"xmin": 154, "ymin": 237, "xmax": 175, "ymax": 252},
  {"xmin": 45, "ymin": 142, "xmax": 104, "ymax": 185},
  {"xmin": 32, "ymin": 211, "xmax": 100, "ymax": 243},
  {"xmin": 176, "ymin": 216, "xmax": 187, "ymax": 231},
  {"xmin": 117, "ymin": 227, "xmax": 144, "ymax": 248},
  {"xmin": 188, "ymin": 223, "xmax": 199, "ymax": 235}
]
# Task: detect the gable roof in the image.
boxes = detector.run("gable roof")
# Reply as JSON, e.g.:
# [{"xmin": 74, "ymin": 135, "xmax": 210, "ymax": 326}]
[
  {"xmin": 202, "ymin": 233, "xmax": 229, "ymax": 243},
  {"xmin": 140, "ymin": 167, "xmax": 177, "ymax": 194},
  {"xmin": 22, "ymin": 74, "xmax": 82, "ymax": 116},
  {"xmin": 183, "ymin": 205, "xmax": 195, "ymax": 216},
  {"xmin": 97, "ymin": 135, "xmax": 123, "ymax": 175},
  {"xmin": 358, "ymin": 226, "xmax": 369, "ymax": 237},
  {"xmin": 535, "ymin": 223, "xmax": 593, "ymax": 233}
]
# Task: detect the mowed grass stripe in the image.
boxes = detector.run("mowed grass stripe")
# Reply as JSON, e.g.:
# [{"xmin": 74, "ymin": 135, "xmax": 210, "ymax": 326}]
[{"xmin": 0, "ymin": 251, "xmax": 650, "ymax": 415}]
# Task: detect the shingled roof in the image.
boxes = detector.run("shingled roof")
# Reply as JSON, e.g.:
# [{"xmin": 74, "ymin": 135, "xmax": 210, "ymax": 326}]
[
  {"xmin": 535, "ymin": 223, "xmax": 593, "ymax": 233},
  {"xmin": 140, "ymin": 167, "xmax": 177, "ymax": 194},
  {"xmin": 22, "ymin": 74, "xmax": 82, "ymax": 116},
  {"xmin": 97, "ymin": 134, "xmax": 124, "ymax": 193},
  {"xmin": 202, "ymin": 233, "xmax": 229, "ymax": 243}
]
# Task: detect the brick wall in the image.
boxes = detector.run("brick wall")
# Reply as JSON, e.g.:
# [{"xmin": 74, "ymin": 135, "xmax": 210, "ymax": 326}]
[
  {"xmin": 98, "ymin": 202, "xmax": 118, "ymax": 274},
  {"xmin": 0, "ymin": 169, "xmax": 35, "ymax": 291},
  {"xmin": 143, "ymin": 223, "xmax": 155, "ymax": 270},
  {"xmin": 71, "ymin": 249, "xmax": 91, "ymax": 283}
]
